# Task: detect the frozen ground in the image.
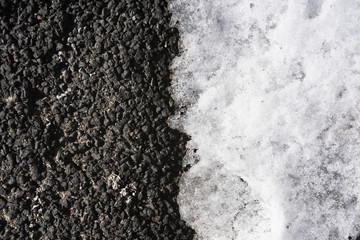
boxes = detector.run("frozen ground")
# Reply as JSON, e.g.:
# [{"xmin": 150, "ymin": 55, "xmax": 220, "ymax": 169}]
[{"xmin": 170, "ymin": 0, "xmax": 360, "ymax": 239}]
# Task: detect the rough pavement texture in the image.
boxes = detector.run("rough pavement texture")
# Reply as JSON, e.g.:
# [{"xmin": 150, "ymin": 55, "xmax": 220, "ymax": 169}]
[{"xmin": 0, "ymin": 0, "xmax": 195, "ymax": 239}]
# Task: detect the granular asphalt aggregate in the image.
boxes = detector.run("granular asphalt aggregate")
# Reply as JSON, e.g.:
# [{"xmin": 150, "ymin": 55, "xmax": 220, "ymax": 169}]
[{"xmin": 0, "ymin": 0, "xmax": 195, "ymax": 239}]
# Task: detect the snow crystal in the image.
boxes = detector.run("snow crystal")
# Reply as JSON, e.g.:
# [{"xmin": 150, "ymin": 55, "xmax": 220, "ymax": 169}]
[
  {"xmin": 56, "ymin": 87, "xmax": 71, "ymax": 100},
  {"xmin": 170, "ymin": 0, "xmax": 360, "ymax": 239}
]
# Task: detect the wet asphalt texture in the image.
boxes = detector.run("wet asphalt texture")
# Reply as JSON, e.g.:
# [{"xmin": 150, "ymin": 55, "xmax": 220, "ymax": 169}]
[{"xmin": 0, "ymin": 0, "xmax": 195, "ymax": 239}]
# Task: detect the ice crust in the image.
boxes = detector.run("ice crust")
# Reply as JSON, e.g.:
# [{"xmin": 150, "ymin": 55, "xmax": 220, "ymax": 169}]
[{"xmin": 169, "ymin": 0, "xmax": 360, "ymax": 239}]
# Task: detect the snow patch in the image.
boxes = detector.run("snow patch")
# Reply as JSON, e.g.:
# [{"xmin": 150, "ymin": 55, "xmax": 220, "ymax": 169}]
[{"xmin": 170, "ymin": 0, "xmax": 360, "ymax": 239}]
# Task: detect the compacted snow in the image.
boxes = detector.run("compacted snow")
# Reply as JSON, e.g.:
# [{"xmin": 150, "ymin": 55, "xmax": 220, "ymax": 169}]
[{"xmin": 169, "ymin": 0, "xmax": 360, "ymax": 239}]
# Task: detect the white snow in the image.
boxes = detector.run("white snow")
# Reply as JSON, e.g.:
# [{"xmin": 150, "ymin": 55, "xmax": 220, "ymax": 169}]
[
  {"xmin": 169, "ymin": 0, "xmax": 360, "ymax": 239},
  {"xmin": 56, "ymin": 87, "xmax": 71, "ymax": 100}
]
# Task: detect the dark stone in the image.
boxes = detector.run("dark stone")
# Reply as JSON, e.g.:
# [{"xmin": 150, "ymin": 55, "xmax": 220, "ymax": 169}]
[{"xmin": 0, "ymin": 0, "xmax": 194, "ymax": 239}]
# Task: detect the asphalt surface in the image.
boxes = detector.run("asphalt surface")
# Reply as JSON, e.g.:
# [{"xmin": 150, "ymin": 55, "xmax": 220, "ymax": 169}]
[{"xmin": 0, "ymin": 0, "xmax": 195, "ymax": 239}]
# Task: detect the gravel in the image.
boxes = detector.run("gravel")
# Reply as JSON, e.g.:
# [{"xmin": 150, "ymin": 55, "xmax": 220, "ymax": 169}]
[{"xmin": 0, "ymin": 0, "xmax": 195, "ymax": 239}]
